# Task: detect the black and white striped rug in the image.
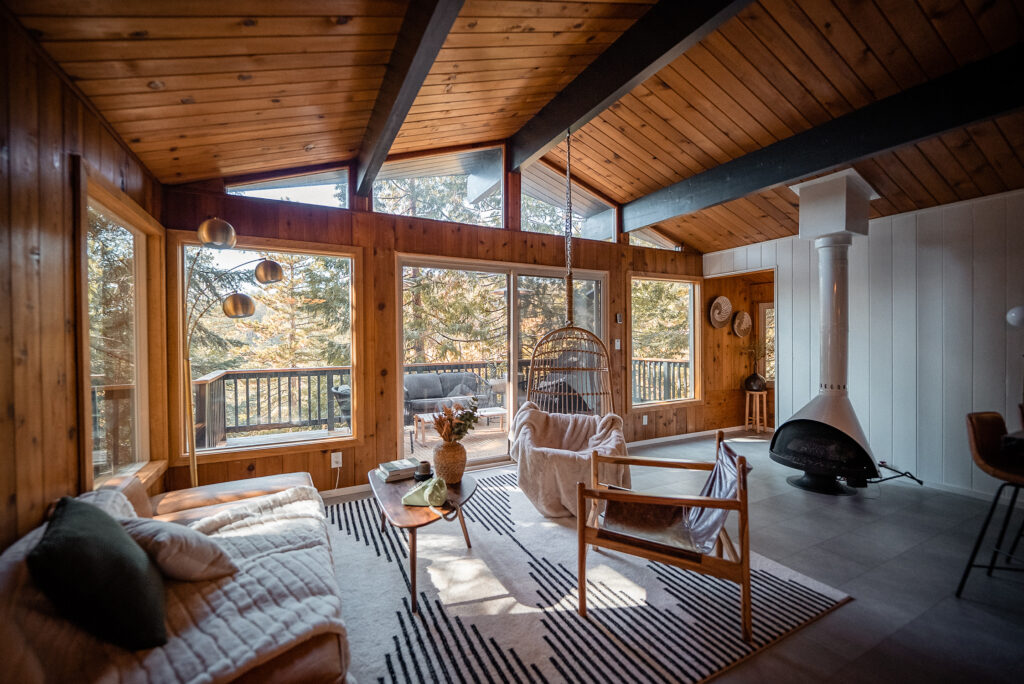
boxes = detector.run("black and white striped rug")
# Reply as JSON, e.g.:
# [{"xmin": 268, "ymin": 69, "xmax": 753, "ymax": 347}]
[{"xmin": 327, "ymin": 470, "xmax": 849, "ymax": 683}]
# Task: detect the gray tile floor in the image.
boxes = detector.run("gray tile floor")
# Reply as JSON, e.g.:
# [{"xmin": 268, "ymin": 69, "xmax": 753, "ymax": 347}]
[{"xmin": 628, "ymin": 431, "xmax": 1024, "ymax": 683}]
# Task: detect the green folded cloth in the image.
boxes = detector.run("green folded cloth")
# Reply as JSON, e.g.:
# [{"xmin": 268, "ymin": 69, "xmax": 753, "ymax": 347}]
[{"xmin": 402, "ymin": 476, "xmax": 447, "ymax": 506}]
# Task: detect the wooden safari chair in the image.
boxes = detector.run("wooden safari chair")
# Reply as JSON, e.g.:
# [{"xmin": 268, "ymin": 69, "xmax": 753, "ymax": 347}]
[{"xmin": 576, "ymin": 431, "xmax": 753, "ymax": 641}]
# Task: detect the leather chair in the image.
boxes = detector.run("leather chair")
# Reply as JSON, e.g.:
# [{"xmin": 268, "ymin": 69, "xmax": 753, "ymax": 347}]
[{"xmin": 955, "ymin": 412, "xmax": 1024, "ymax": 596}]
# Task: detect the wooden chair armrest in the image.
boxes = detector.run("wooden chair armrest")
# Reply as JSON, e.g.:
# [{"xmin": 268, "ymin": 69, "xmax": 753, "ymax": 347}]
[
  {"xmin": 592, "ymin": 455, "xmax": 715, "ymax": 470},
  {"xmin": 580, "ymin": 486, "xmax": 741, "ymax": 510}
]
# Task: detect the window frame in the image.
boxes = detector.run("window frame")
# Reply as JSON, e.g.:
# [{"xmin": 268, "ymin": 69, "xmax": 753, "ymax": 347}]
[
  {"xmin": 758, "ymin": 301, "xmax": 776, "ymax": 385},
  {"xmin": 74, "ymin": 158, "xmax": 165, "ymax": 491},
  {"xmin": 626, "ymin": 272, "xmax": 702, "ymax": 412},
  {"xmin": 396, "ymin": 253, "xmax": 609, "ymax": 463},
  {"xmin": 373, "ymin": 145, "xmax": 506, "ymax": 229},
  {"xmin": 224, "ymin": 163, "xmax": 351, "ymax": 210},
  {"xmin": 169, "ymin": 231, "xmax": 364, "ymax": 464}
]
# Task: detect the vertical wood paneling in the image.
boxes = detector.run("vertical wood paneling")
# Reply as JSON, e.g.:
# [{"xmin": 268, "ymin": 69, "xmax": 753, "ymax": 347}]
[
  {"xmin": 1007, "ymin": 193, "xmax": 1024, "ymax": 433},
  {"xmin": 868, "ymin": 218, "xmax": 894, "ymax": 467},
  {"xmin": 760, "ymin": 240, "xmax": 777, "ymax": 270},
  {"xmin": 848, "ymin": 234, "xmax": 871, "ymax": 432},
  {"xmin": 916, "ymin": 209, "xmax": 944, "ymax": 485},
  {"xmin": 0, "ymin": 25, "xmax": 13, "ymax": 544},
  {"xmin": 971, "ymin": 196, "xmax": 1006, "ymax": 494},
  {"xmin": 9, "ymin": 26, "xmax": 46, "ymax": 534},
  {"xmin": 790, "ymin": 238, "xmax": 811, "ymax": 409},
  {"xmin": 1, "ymin": 13, "xmax": 161, "ymax": 549},
  {"xmin": 775, "ymin": 238, "xmax": 794, "ymax": 422},
  {"xmin": 706, "ymin": 189, "xmax": 1022, "ymax": 495},
  {"xmin": 891, "ymin": 213, "xmax": 917, "ymax": 474},
  {"xmin": 807, "ymin": 240, "xmax": 820, "ymax": 393},
  {"xmin": 941, "ymin": 203, "xmax": 973, "ymax": 489}
]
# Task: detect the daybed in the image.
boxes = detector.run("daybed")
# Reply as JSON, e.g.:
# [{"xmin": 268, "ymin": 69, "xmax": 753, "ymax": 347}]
[{"xmin": 0, "ymin": 472, "xmax": 350, "ymax": 683}]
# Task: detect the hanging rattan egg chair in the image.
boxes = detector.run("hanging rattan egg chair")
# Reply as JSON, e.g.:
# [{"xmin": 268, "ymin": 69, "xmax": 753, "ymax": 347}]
[{"xmin": 525, "ymin": 131, "xmax": 614, "ymax": 417}]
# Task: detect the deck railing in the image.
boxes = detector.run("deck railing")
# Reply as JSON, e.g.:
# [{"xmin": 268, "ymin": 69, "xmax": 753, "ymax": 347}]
[
  {"xmin": 177, "ymin": 357, "xmax": 691, "ymax": 449},
  {"xmin": 631, "ymin": 358, "xmax": 691, "ymax": 403},
  {"xmin": 191, "ymin": 367, "xmax": 353, "ymax": 448}
]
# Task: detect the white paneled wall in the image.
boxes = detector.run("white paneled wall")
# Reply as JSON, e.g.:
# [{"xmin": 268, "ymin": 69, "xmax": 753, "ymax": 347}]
[{"xmin": 703, "ymin": 189, "xmax": 1024, "ymax": 497}]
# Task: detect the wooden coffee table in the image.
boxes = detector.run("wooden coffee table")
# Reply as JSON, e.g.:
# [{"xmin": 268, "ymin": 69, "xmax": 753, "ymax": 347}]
[{"xmin": 368, "ymin": 472, "xmax": 478, "ymax": 613}]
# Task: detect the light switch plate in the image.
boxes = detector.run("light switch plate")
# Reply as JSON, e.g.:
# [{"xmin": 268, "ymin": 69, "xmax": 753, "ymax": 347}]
[
  {"xmin": 614, "ymin": 338, "xmax": 621, "ymax": 350},
  {"xmin": 331, "ymin": 451, "xmax": 343, "ymax": 468},
  {"xmin": 642, "ymin": 415, "xmax": 648, "ymax": 425},
  {"xmin": 615, "ymin": 313, "xmax": 623, "ymax": 324}
]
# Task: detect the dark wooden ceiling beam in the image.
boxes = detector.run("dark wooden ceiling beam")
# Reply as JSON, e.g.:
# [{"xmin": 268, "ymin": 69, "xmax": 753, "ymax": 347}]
[
  {"xmin": 506, "ymin": 0, "xmax": 748, "ymax": 172},
  {"xmin": 623, "ymin": 44, "xmax": 1024, "ymax": 232},
  {"xmin": 354, "ymin": 0, "xmax": 464, "ymax": 197}
]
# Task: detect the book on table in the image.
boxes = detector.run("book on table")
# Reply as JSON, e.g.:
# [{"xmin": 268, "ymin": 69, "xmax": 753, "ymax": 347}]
[{"xmin": 376, "ymin": 457, "xmax": 419, "ymax": 482}]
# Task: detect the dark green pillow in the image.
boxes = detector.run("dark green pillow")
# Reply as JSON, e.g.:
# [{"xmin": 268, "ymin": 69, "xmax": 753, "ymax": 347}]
[{"xmin": 27, "ymin": 497, "xmax": 167, "ymax": 650}]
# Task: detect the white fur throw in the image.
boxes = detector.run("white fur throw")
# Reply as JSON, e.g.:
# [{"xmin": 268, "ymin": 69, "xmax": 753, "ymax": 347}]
[
  {"xmin": 0, "ymin": 485, "xmax": 348, "ymax": 684},
  {"xmin": 510, "ymin": 401, "xmax": 630, "ymax": 517}
]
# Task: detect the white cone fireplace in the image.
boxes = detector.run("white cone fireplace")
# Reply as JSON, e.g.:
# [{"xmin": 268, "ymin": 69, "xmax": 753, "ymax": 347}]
[{"xmin": 769, "ymin": 170, "xmax": 880, "ymax": 495}]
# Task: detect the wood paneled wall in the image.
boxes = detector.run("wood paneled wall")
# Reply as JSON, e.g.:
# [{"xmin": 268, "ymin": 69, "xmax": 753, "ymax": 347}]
[
  {"xmin": 704, "ymin": 189, "xmax": 1024, "ymax": 497},
  {"xmin": 0, "ymin": 11, "xmax": 161, "ymax": 550},
  {"xmin": 161, "ymin": 189, "xmax": 712, "ymax": 489}
]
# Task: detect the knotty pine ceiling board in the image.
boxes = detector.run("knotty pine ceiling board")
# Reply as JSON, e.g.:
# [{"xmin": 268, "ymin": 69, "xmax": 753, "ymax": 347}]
[
  {"xmin": 545, "ymin": 0, "xmax": 1024, "ymax": 252},
  {"xmin": 9, "ymin": 0, "xmax": 410, "ymax": 182},
  {"xmin": 388, "ymin": 0, "xmax": 657, "ymax": 155}
]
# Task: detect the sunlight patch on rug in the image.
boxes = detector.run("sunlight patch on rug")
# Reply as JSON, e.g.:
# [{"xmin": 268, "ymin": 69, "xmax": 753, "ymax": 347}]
[{"xmin": 329, "ymin": 470, "xmax": 850, "ymax": 683}]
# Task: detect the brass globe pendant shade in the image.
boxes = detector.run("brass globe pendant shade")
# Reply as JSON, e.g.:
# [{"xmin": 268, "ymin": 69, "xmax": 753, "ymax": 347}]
[
  {"xmin": 197, "ymin": 217, "xmax": 237, "ymax": 249},
  {"xmin": 254, "ymin": 258, "xmax": 285, "ymax": 284},
  {"xmin": 222, "ymin": 292, "xmax": 256, "ymax": 318}
]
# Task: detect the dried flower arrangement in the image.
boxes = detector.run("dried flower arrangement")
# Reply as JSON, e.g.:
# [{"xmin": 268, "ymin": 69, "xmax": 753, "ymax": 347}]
[{"xmin": 432, "ymin": 400, "xmax": 480, "ymax": 443}]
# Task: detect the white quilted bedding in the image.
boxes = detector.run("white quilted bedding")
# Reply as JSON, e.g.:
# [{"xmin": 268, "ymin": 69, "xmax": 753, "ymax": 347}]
[{"xmin": 0, "ymin": 486, "xmax": 349, "ymax": 684}]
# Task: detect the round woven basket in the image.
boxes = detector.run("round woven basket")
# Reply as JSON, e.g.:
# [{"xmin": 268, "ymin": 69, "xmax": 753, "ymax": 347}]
[{"xmin": 433, "ymin": 441, "xmax": 467, "ymax": 484}]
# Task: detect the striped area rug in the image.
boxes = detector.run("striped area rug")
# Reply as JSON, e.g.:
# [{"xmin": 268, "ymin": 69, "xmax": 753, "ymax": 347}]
[{"xmin": 327, "ymin": 470, "xmax": 849, "ymax": 683}]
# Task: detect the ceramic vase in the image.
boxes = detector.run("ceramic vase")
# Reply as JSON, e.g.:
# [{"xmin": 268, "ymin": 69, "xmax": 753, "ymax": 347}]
[
  {"xmin": 433, "ymin": 440, "xmax": 467, "ymax": 484},
  {"xmin": 743, "ymin": 372, "xmax": 767, "ymax": 392}
]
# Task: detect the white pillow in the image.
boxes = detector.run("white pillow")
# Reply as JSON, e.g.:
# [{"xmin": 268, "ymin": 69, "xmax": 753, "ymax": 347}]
[
  {"xmin": 119, "ymin": 518, "xmax": 237, "ymax": 581},
  {"xmin": 77, "ymin": 489, "xmax": 137, "ymax": 519}
]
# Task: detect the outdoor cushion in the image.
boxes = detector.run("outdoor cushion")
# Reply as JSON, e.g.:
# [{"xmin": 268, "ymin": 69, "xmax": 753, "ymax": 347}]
[
  {"xmin": 439, "ymin": 372, "xmax": 480, "ymax": 396},
  {"xmin": 404, "ymin": 373, "xmax": 443, "ymax": 401},
  {"xmin": 447, "ymin": 383, "xmax": 474, "ymax": 399}
]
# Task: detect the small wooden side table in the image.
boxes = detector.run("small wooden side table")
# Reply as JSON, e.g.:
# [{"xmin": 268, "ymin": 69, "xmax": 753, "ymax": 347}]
[
  {"xmin": 745, "ymin": 391, "xmax": 768, "ymax": 433},
  {"xmin": 368, "ymin": 472, "xmax": 477, "ymax": 613}
]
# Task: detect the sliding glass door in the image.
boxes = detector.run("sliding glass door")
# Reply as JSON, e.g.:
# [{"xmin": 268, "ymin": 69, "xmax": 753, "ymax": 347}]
[
  {"xmin": 514, "ymin": 275, "xmax": 603, "ymax": 410},
  {"xmin": 400, "ymin": 259, "xmax": 607, "ymax": 464},
  {"xmin": 401, "ymin": 265, "xmax": 510, "ymax": 463}
]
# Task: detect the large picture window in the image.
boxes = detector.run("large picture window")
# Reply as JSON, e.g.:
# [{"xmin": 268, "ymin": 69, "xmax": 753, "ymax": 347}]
[
  {"xmin": 184, "ymin": 245, "xmax": 355, "ymax": 450},
  {"xmin": 631, "ymin": 277, "xmax": 697, "ymax": 405},
  {"xmin": 85, "ymin": 201, "xmax": 149, "ymax": 481}
]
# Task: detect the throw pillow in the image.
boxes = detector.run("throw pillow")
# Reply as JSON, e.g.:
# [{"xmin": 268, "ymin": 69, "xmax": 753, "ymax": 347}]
[
  {"xmin": 27, "ymin": 497, "xmax": 167, "ymax": 650},
  {"xmin": 77, "ymin": 488, "xmax": 138, "ymax": 519},
  {"xmin": 120, "ymin": 518, "xmax": 237, "ymax": 581},
  {"xmin": 447, "ymin": 383, "xmax": 473, "ymax": 399}
]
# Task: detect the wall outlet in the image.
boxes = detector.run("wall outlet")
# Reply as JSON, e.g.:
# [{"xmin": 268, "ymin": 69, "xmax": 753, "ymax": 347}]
[
  {"xmin": 641, "ymin": 415, "xmax": 648, "ymax": 425},
  {"xmin": 330, "ymin": 451, "xmax": 343, "ymax": 468},
  {"xmin": 614, "ymin": 338, "xmax": 621, "ymax": 350}
]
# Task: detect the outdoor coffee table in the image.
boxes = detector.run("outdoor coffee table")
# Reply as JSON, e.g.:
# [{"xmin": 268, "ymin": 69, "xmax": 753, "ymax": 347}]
[
  {"xmin": 413, "ymin": 412, "xmax": 439, "ymax": 444},
  {"xmin": 368, "ymin": 471, "xmax": 477, "ymax": 613}
]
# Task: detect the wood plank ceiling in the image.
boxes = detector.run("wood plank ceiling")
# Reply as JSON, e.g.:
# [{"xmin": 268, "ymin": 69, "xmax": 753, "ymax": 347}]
[
  {"xmin": 7, "ymin": 0, "xmax": 1024, "ymax": 253},
  {"xmin": 8, "ymin": 0, "xmax": 654, "ymax": 183},
  {"xmin": 540, "ymin": 0, "xmax": 1024, "ymax": 252},
  {"xmin": 388, "ymin": 0, "xmax": 655, "ymax": 155}
]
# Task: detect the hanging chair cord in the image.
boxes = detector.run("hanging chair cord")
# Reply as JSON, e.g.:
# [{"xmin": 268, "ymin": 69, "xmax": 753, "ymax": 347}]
[{"xmin": 564, "ymin": 129, "xmax": 574, "ymax": 327}]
